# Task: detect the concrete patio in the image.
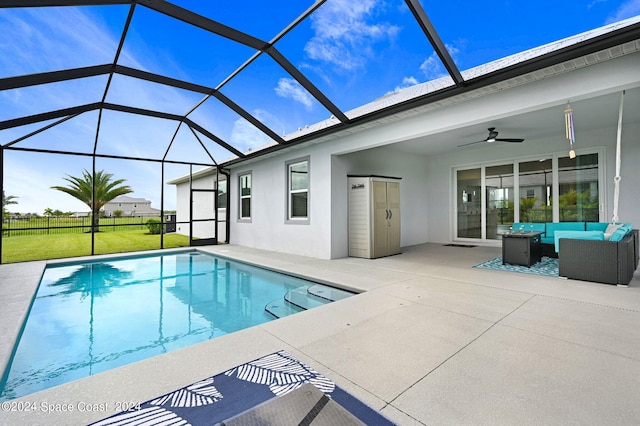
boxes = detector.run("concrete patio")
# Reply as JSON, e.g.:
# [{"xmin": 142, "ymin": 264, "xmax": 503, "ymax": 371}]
[{"xmin": 1, "ymin": 243, "xmax": 639, "ymax": 425}]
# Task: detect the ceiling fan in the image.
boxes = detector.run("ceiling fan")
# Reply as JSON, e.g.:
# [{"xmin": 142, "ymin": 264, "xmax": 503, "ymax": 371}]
[{"xmin": 458, "ymin": 127, "xmax": 524, "ymax": 147}]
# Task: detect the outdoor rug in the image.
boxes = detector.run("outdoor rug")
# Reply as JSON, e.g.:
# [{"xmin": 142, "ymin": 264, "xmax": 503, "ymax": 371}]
[
  {"xmin": 90, "ymin": 350, "xmax": 396, "ymax": 426},
  {"xmin": 473, "ymin": 256, "xmax": 559, "ymax": 277}
]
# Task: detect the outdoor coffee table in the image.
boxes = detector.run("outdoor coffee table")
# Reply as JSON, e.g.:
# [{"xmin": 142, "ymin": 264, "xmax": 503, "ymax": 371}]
[{"xmin": 502, "ymin": 231, "xmax": 543, "ymax": 267}]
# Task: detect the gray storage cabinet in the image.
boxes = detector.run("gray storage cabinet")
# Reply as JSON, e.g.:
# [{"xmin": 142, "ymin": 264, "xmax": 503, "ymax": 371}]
[{"xmin": 348, "ymin": 175, "xmax": 401, "ymax": 258}]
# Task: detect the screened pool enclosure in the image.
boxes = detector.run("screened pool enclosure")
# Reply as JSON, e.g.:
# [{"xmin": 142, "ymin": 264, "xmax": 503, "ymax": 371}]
[{"xmin": 2, "ymin": 1, "xmax": 639, "ymax": 263}]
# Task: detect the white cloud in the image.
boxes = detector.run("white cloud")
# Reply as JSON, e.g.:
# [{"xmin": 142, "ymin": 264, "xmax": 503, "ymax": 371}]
[
  {"xmin": 419, "ymin": 44, "xmax": 460, "ymax": 80},
  {"xmin": 230, "ymin": 121, "xmax": 271, "ymax": 151},
  {"xmin": 304, "ymin": 0, "xmax": 400, "ymax": 71},
  {"xmin": 605, "ymin": 0, "xmax": 640, "ymax": 22},
  {"xmin": 419, "ymin": 53, "xmax": 446, "ymax": 80},
  {"xmin": 229, "ymin": 109, "xmax": 284, "ymax": 152},
  {"xmin": 587, "ymin": 0, "xmax": 608, "ymax": 8},
  {"xmin": 0, "ymin": 8, "xmax": 121, "ymax": 76},
  {"xmin": 274, "ymin": 78, "xmax": 314, "ymax": 109},
  {"xmin": 385, "ymin": 76, "xmax": 419, "ymax": 95}
]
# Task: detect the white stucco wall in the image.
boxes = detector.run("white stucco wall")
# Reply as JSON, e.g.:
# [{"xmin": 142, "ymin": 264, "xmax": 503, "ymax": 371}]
[
  {"xmin": 173, "ymin": 175, "xmax": 227, "ymax": 241},
  {"xmin": 229, "ymin": 150, "xmax": 334, "ymax": 259},
  {"xmin": 330, "ymin": 147, "xmax": 430, "ymax": 258}
]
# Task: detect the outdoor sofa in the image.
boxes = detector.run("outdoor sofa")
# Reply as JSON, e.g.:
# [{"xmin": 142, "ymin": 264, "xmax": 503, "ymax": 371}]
[
  {"xmin": 509, "ymin": 222, "xmax": 638, "ymax": 285},
  {"xmin": 558, "ymin": 228, "xmax": 638, "ymax": 285}
]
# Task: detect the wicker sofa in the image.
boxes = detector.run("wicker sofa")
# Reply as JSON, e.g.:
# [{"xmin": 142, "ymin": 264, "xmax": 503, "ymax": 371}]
[{"xmin": 558, "ymin": 229, "xmax": 639, "ymax": 285}]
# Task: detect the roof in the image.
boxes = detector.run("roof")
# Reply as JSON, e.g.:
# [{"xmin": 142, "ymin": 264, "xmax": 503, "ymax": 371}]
[
  {"xmin": 108, "ymin": 195, "xmax": 151, "ymax": 204},
  {"xmin": 166, "ymin": 167, "xmax": 218, "ymax": 185}
]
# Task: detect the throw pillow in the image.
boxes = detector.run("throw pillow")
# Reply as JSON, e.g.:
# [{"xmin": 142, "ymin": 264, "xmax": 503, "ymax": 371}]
[
  {"xmin": 609, "ymin": 224, "xmax": 631, "ymax": 242},
  {"xmin": 604, "ymin": 223, "xmax": 622, "ymax": 240}
]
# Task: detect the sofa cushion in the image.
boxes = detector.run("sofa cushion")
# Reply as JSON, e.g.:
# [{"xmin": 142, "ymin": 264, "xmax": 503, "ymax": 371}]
[
  {"xmin": 546, "ymin": 222, "xmax": 586, "ymax": 237},
  {"xmin": 542, "ymin": 222, "xmax": 586, "ymax": 245},
  {"xmin": 586, "ymin": 222, "xmax": 609, "ymax": 232},
  {"xmin": 609, "ymin": 224, "xmax": 633, "ymax": 242},
  {"xmin": 554, "ymin": 230, "xmax": 604, "ymax": 252}
]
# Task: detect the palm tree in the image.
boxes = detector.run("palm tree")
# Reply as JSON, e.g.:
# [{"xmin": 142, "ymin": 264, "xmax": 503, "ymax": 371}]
[
  {"xmin": 2, "ymin": 191, "xmax": 18, "ymax": 216},
  {"xmin": 51, "ymin": 169, "xmax": 132, "ymax": 232}
]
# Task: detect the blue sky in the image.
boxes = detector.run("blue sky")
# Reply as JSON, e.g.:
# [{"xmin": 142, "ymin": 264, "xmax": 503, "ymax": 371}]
[{"xmin": 1, "ymin": 0, "xmax": 639, "ymax": 214}]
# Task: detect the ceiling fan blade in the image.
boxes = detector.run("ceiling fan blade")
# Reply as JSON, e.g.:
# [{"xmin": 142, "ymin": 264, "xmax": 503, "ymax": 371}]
[
  {"xmin": 457, "ymin": 140, "xmax": 485, "ymax": 147},
  {"xmin": 495, "ymin": 138, "xmax": 524, "ymax": 143}
]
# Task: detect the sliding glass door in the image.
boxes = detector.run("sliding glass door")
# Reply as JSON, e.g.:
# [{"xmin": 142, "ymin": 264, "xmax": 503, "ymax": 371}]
[
  {"xmin": 486, "ymin": 164, "xmax": 514, "ymax": 240},
  {"xmin": 455, "ymin": 151, "xmax": 601, "ymax": 242},
  {"xmin": 518, "ymin": 159, "xmax": 553, "ymax": 223},
  {"xmin": 558, "ymin": 153, "xmax": 599, "ymax": 222},
  {"xmin": 456, "ymin": 168, "xmax": 481, "ymax": 238}
]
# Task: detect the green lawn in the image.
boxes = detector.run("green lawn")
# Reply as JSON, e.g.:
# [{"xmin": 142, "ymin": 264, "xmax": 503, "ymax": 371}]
[{"xmin": 1, "ymin": 231, "xmax": 192, "ymax": 263}]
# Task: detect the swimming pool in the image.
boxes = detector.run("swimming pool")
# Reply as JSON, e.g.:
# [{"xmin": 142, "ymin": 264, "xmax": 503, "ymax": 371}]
[{"xmin": 0, "ymin": 251, "xmax": 352, "ymax": 401}]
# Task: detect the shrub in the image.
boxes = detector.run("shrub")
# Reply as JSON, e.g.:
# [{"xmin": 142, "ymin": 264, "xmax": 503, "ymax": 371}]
[{"xmin": 146, "ymin": 218, "xmax": 162, "ymax": 234}]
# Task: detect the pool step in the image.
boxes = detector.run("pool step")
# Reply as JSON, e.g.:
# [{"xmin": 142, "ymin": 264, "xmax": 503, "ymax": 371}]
[
  {"xmin": 265, "ymin": 284, "xmax": 355, "ymax": 319},
  {"xmin": 265, "ymin": 299, "xmax": 305, "ymax": 318},
  {"xmin": 308, "ymin": 284, "xmax": 354, "ymax": 302},
  {"xmin": 284, "ymin": 286, "xmax": 328, "ymax": 310}
]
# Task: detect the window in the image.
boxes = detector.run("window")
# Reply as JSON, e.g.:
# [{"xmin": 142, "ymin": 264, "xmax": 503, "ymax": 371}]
[
  {"xmin": 217, "ymin": 179, "xmax": 227, "ymax": 209},
  {"xmin": 456, "ymin": 168, "xmax": 481, "ymax": 238},
  {"xmin": 239, "ymin": 172, "xmax": 251, "ymax": 220},
  {"xmin": 286, "ymin": 158, "xmax": 309, "ymax": 223},
  {"xmin": 486, "ymin": 164, "xmax": 514, "ymax": 240}
]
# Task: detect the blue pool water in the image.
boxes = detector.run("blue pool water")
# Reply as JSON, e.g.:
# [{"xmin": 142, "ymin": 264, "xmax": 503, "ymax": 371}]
[{"xmin": 0, "ymin": 251, "xmax": 347, "ymax": 401}]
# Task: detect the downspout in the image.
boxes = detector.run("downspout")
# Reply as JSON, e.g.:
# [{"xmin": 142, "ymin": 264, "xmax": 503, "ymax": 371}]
[
  {"xmin": 160, "ymin": 161, "xmax": 165, "ymax": 249},
  {"xmin": 219, "ymin": 168, "xmax": 231, "ymax": 244},
  {"xmin": 0, "ymin": 147, "xmax": 3, "ymax": 264},
  {"xmin": 189, "ymin": 165, "xmax": 193, "ymax": 245}
]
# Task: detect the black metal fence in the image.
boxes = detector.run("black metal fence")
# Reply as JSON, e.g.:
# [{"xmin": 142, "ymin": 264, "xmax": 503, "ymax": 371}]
[{"xmin": 2, "ymin": 216, "xmax": 163, "ymax": 237}]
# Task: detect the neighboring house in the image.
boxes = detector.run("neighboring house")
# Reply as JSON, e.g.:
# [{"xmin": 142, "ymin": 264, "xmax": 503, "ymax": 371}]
[
  {"xmin": 70, "ymin": 212, "xmax": 90, "ymax": 218},
  {"xmin": 103, "ymin": 196, "xmax": 160, "ymax": 218},
  {"xmin": 171, "ymin": 17, "xmax": 640, "ymax": 260}
]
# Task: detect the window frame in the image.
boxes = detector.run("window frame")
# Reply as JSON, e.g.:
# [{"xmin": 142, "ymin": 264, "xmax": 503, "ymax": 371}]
[
  {"xmin": 285, "ymin": 157, "xmax": 310, "ymax": 224},
  {"xmin": 238, "ymin": 171, "xmax": 251, "ymax": 222}
]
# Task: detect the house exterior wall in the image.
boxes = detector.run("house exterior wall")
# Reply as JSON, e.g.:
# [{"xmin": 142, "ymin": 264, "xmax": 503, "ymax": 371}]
[
  {"xmin": 229, "ymin": 152, "xmax": 333, "ymax": 259},
  {"xmin": 188, "ymin": 51, "xmax": 639, "ymax": 260},
  {"xmin": 174, "ymin": 175, "xmax": 227, "ymax": 241}
]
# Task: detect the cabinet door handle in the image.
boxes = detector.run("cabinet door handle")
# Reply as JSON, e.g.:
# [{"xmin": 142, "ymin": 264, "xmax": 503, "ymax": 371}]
[{"xmin": 389, "ymin": 210, "xmax": 393, "ymax": 219}]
